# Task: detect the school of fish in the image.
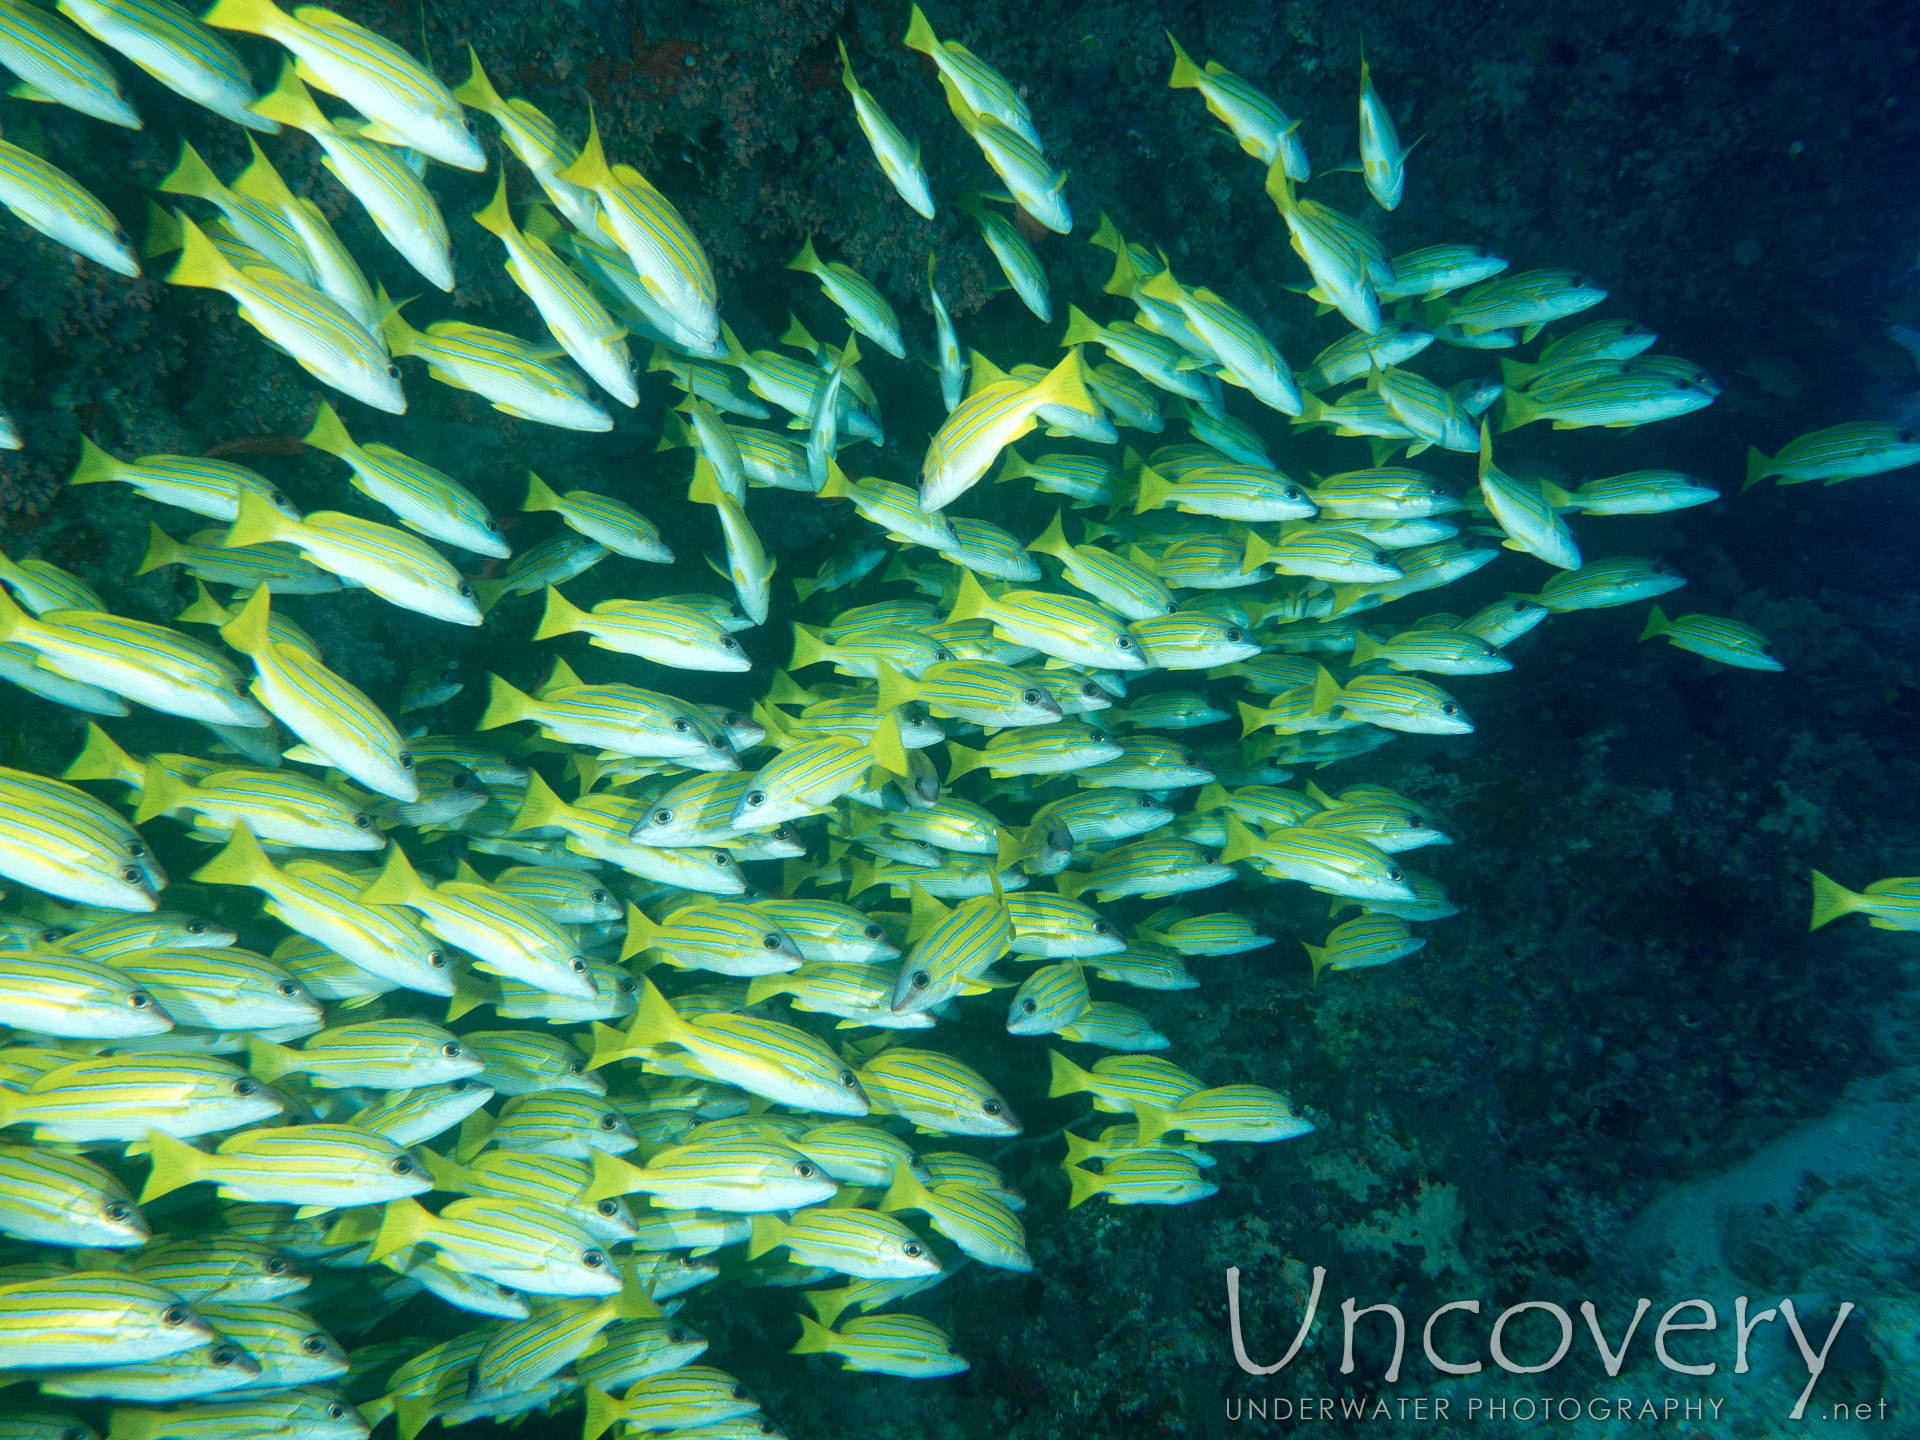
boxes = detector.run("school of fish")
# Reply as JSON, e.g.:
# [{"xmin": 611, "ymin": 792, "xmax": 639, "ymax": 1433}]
[{"xmin": 0, "ymin": 0, "xmax": 1890, "ymax": 1435}]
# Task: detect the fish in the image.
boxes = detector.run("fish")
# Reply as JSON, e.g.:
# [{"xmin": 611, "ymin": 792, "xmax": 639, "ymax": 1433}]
[
  {"xmin": 382, "ymin": 307, "xmax": 610, "ymax": 432},
  {"xmin": 1356, "ymin": 58, "xmax": 1410, "ymax": 210},
  {"xmin": 192, "ymin": 826, "xmax": 453, "ymax": 996},
  {"xmin": 0, "ymin": 0, "xmax": 139, "ymax": 127},
  {"xmin": 1137, "ymin": 269, "xmax": 1301, "ymax": 415},
  {"xmin": 1638, "ymin": 606, "xmax": 1783, "ymax": 671},
  {"xmin": 1262, "ymin": 165, "xmax": 1380, "ymax": 333},
  {"xmin": 0, "ymin": 1054, "xmax": 284, "ymax": 1142},
  {"xmin": 787, "ymin": 237, "xmax": 904, "ymax": 359},
  {"xmin": 921, "ymin": 351, "xmax": 1095, "ymax": 511},
  {"xmin": 1541, "ymin": 470, "xmax": 1718, "ymax": 515},
  {"xmin": 535, "ymin": 587, "xmax": 749, "ymax": 672},
  {"xmin": 903, "ymin": 4, "xmax": 1041, "ymax": 149},
  {"xmin": 301, "ymin": 404, "xmax": 504, "ymax": 557},
  {"xmin": 790, "ymin": 1313, "xmax": 967, "ymax": 1377},
  {"xmin": 1474, "ymin": 424, "xmax": 1580, "ymax": 570},
  {"xmin": 0, "ymin": 124, "xmax": 139, "ymax": 275},
  {"xmin": 1745, "ymin": 421, "xmax": 1920, "ymax": 489},
  {"xmin": 837, "ymin": 38, "xmax": 933, "ymax": 218},
  {"xmin": 1064, "ymin": 1153, "xmax": 1217, "ymax": 1207},
  {"xmin": 157, "ymin": 140, "xmax": 315, "ymax": 285},
  {"xmin": 689, "ymin": 459, "xmax": 774, "ymax": 627},
  {"xmin": 555, "ymin": 111, "xmax": 719, "ymax": 352},
  {"xmin": 1518, "ymin": 555, "xmax": 1686, "ymax": 613},
  {"xmin": 1809, "ymin": 872, "xmax": 1920, "ymax": 932},
  {"xmin": 954, "ymin": 191, "xmax": 1050, "ymax": 321},
  {"xmin": 1166, "ymin": 32, "xmax": 1306, "ymax": 178},
  {"xmin": 473, "ymin": 170, "xmax": 637, "ymax": 406},
  {"xmin": 204, "ymin": 0, "xmax": 481, "ymax": 169},
  {"xmin": 590, "ymin": 980, "xmax": 869, "ymax": 1116},
  {"xmin": 165, "ymin": 216, "xmax": 404, "ymax": 414}
]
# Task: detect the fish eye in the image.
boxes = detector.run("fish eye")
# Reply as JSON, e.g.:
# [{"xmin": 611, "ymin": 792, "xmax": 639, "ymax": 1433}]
[
  {"xmin": 1022, "ymin": 997, "xmax": 1038, "ymax": 1014},
  {"xmin": 910, "ymin": 969, "xmax": 930, "ymax": 990},
  {"xmin": 710, "ymin": 850, "xmax": 730, "ymax": 865},
  {"xmin": 904, "ymin": 1241, "xmax": 923, "ymax": 1257},
  {"xmin": 568, "ymin": 1060, "xmax": 586, "ymax": 1075},
  {"xmin": 795, "ymin": 1160, "xmax": 817, "ymax": 1178},
  {"xmin": 458, "ymin": 582, "xmax": 475, "ymax": 598},
  {"xmin": 1441, "ymin": 702, "xmax": 1458, "ymax": 715},
  {"xmin": 599, "ymin": 1113, "xmax": 619, "ymax": 1130},
  {"xmin": 838, "ymin": 1068, "xmax": 856, "ymax": 1087},
  {"xmin": 1020, "ymin": 688, "xmax": 1042, "ymax": 704},
  {"xmin": 618, "ymin": 976, "xmax": 638, "ymax": 993},
  {"xmin": 129, "ymin": 842, "xmax": 148, "ymax": 859},
  {"xmin": 570, "ymin": 956, "xmax": 588, "ymax": 973},
  {"xmin": 1225, "ymin": 627, "xmax": 1244, "ymax": 642},
  {"xmin": 104, "ymin": 1201, "xmax": 131, "ymax": 1222},
  {"xmin": 427, "ymin": 950, "xmax": 449, "ymax": 968},
  {"xmin": 399, "ymin": 752, "xmax": 416, "ymax": 769},
  {"xmin": 463, "ymin": 117, "xmax": 479, "ymax": 136},
  {"xmin": 233, "ymin": 1078, "xmax": 258, "ymax": 1097},
  {"xmin": 265, "ymin": 1255, "xmax": 287, "ymax": 1273},
  {"xmin": 650, "ymin": 808, "xmax": 674, "ymax": 825},
  {"xmin": 1117, "ymin": 636, "xmax": 1133, "ymax": 648},
  {"xmin": 982, "ymin": 1098, "xmax": 1003, "ymax": 1115},
  {"xmin": 1388, "ymin": 868, "xmax": 1404, "ymax": 882},
  {"xmin": 128, "ymin": 990, "xmax": 153, "ymax": 1009},
  {"xmin": 213, "ymin": 1346, "xmax": 241, "ymax": 1366},
  {"xmin": 934, "ymin": 647, "xmax": 955, "ymax": 662},
  {"xmin": 673, "ymin": 718, "xmax": 691, "ymax": 732},
  {"xmin": 722, "ymin": 637, "xmax": 738, "ymax": 649},
  {"xmin": 1094, "ymin": 919, "xmax": 1113, "ymax": 935},
  {"xmin": 387, "ymin": 363, "xmax": 401, "ymax": 379},
  {"xmin": 669, "ymin": 1327, "xmax": 688, "ymax": 1343},
  {"xmin": 451, "ymin": 1079, "xmax": 474, "ymax": 1092},
  {"xmin": 185, "ymin": 918, "xmax": 206, "ymax": 933},
  {"xmin": 762, "ymin": 933, "xmax": 782, "ymax": 949},
  {"xmin": 744, "ymin": 790, "xmax": 765, "ymax": 808},
  {"xmin": 1373, "ymin": 552, "xmax": 1390, "ymax": 565},
  {"xmin": 582, "ymin": 1250, "xmax": 608, "ymax": 1269},
  {"xmin": 353, "ymin": 812, "xmax": 376, "ymax": 830},
  {"xmin": 592, "ymin": 1198, "xmax": 621, "ymax": 1218},
  {"xmin": 440, "ymin": 1042, "xmax": 464, "ymax": 1058},
  {"xmin": 733, "ymin": 1386, "xmax": 752, "ymax": 1401},
  {"xmin": 864, "ymin": 924, "xmax": 885, "ymax": 939},
  {"xmin": 327, "ymin": 1405, "xmax": 348, "ymax": 1421},
  {"xmin": 591, "ymin": 889, "xmax": 612, "ymax": 904},
  {"xmin": 160, "ymin": 1304, "xmax": 190, "ymax": 1327}
]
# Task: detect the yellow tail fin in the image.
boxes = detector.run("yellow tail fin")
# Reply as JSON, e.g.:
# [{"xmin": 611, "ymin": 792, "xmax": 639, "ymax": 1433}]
[
  {"xmin": 451, "ymin": 46, "xmax": 504, "ymax": 112},
  {"xmin": 1047, "ymin": 1048, "xmax": 1094, "ymax": 1099},
  {"xmin": 132, "ymin": 759, "xmax": 185, "ymax": 825},
  {"xmin": 1133, "ymin": 463, "xmax": 1172, "ymax": 515},
  {"xmin": 223, "ymin": 488, "xmax": 290, "ymax": 554},
  {"xmin": 217, "ymin": 582, "xmax": 276, "ymax": 658},
  {"xmin": 136, "ymin": 523, "xmax": 183, "ymax": 575},
  {"xmin": 790, "ymin": 1313, "xmax": 839, "ymax": 1354},
  {"xmin": 191, "ymin": 821, "xmax": 274, "ymax": 887},
  {"xmin": 247, "ymin": 58, "xmax": 330, "ymax": 133},
  {"xmin": 902, "ymin": 3, "xmax": 941, "ymax": 56},
  {"xmin": 137, "ymin": 1129, "xmax": 207, "ymax": 1203},
  {"xmin": 1063, "ymin": 1161, "xmax": 1107, "ymax": 1208},
  {"xmin": 369, "ymin": 1196, "xmax": 432, "ymax": 1263},
  {"xmin": 478, "ymin": 674, "xmax": 536, "ymax": 730},
  {"xmin": 509, "ymin": 770, "xmax": 569, "ymax": 834},
  {"xmin": 165, "ymin": 214, "xmax": 238, "ymax": 293},
  {"xmin": 522, "ymin": 472, "xmax": 562, "ymax": 512},
  {"xmin": 1165, "ymin": 32, "xmax": 1204, "ymax": 88},
  {"xmin": 471, "ymin": 168, "xmax": 514, "ymax": 240},
  {"xmin": 302, "ymin": 401, "xmax": 355, "ymax": 457},
  {"xmin": 533, "ymin": 585, "xmax": 589, "ymax": 641},
  {"xmin": 358, "ymin": 843, "xmax": 427, "ymax": 908},
  {"xmin": 1808, "ymin": 870, "xmax": 1861, "ymax": 932},
  {"xmin": 67, "ymin": 435, "xmax": 121, "ymax": 487},
  {"xmin": 63, "ymin": 723, "xmax": 139, "ymax": 786},
  {"xmin": 1637, "ymin": 604, "xmax": 1671, "ymax": 643},
  {"xmin": 1026, "ymin": 509, "xmax": 1071, "ymax": 560}
]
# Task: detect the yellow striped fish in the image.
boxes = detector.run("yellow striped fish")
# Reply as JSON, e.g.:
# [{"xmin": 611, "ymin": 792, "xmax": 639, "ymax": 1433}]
[
  {"xmin": 58, "ymin": 0, "xmax": 269, "ymax": 131},
  {"xmin": 453, "ymin": 49, "xmax": 597, "ymax": 230},
  {"xmin": 302, "ymin": 403, "xmax": 505, "ymax": 558},
  {"xmin": 205, "ymin": 0, "xmax": 482, "ymax": 169},
  {"xmin": 248, "ymin": 63, "xmax": 454, "ymax": 292},
  {"xmin": 165, "ymin": 216, "xmax": 404, "ymax": 414},
  {"xmin": 224, "ymin": 491, "xmax": 482, "ymax": 627},
  {"xmin": 837, "ymin": 38, "xmax": 933, "ymax": 218},
  {"xmin": 0, "ymin": 123, "xmax": 138, "ymax": 275},
  {"xmin": 555, "ymin": 111, "xmax": 719, "ymax": 352},
  {"xmin": 0, "ymin": 0, "xmax": 139, "ymax": 127},
  {"xmin": 473, "ymin": 170, "xmax": 637, "ymax": 407},
  {"xmin": 382, "ymin": 306, "xmax": 611, "ymax": 432}
]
